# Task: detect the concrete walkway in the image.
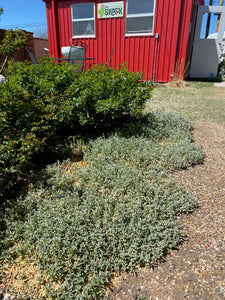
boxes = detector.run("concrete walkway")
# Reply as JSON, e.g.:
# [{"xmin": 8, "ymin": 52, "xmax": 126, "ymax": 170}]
[{"xmin": 214, "ymin": 81, "xmax": 225, "ymax": 87}]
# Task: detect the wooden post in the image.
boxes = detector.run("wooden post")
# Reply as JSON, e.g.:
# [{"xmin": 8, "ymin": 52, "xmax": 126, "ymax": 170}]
[
  {"xmin": 215, "ymin": 0, "xmax": 223, "ymax": 33},
  {"xmin": 0, "ymin": 56, "xmax": 8, "ymax": 74}
]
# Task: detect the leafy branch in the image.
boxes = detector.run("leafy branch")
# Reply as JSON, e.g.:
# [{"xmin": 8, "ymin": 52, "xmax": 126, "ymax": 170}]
[{"xmin": 0, "ymin": 29, "xmax": 28, "ymax": 73}]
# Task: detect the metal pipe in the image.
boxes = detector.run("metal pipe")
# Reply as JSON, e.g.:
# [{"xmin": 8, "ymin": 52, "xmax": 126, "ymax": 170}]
[{"xmin": 153, "ymin": 33, "xmax": 159, "ymax": 82}]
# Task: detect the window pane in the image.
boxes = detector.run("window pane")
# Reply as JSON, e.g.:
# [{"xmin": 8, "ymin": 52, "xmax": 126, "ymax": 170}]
[
  {"xmin": 72, "ymin": 21, "xmax": 95, "ymax": 36},
  {"xmin": 127, "ymin": 0, "xmax": 154, "ymax": 15},
  {"xmin": 200, "ymin": 12, "xmax": 222, "ymax": 39},
  {"xmin": 72, "ymin": 3, "xmax": 94, "ymax": 19},
  {"xmin": 126, "ymin": 16, "xmax": 153, "ymax": 34}
]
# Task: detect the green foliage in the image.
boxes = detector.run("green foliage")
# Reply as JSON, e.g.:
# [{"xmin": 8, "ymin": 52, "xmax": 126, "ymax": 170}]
[
  {"xmin": 0, "ymin": 60, "xmax": 152, "ymax": 199},
  {"xmin": 218, "ymin": 55, "xmax": 225, "ymax": 79},
  {"xmin": 0, "ymin": 59, "xmax": 79, "ymax": 198},
  {"xmin": 65, "ymin": 64, "xmax": 152, "ymax": 125},
  {"xmin": 86, "ymin": 112, "xmax": 204, "ymax": 173},
  {"xmin": 0, "ymin": 29, "xmax": 28, "ymax": 58},
  {"xmin": 1, "ymin": 112, "xmax": 205, "ymax": 299}
]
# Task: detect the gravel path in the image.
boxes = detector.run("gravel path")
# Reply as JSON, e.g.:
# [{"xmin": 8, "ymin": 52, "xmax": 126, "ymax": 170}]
[{"xmin": 107, "ymin": 121, "xmax": 225, "ymax": 300}]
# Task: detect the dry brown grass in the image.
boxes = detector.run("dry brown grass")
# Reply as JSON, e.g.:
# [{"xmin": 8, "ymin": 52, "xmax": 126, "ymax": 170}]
[
  {"xmin": 0, "ymin": 257, "xmax": 60, "ymax": 299},
  {"xmin": 146, "ymin": 81, "xmax": 225, "ymax": 123},
  {"xmin": 164, "ymin": 80, "xmax": 187, "ymax": 89}
]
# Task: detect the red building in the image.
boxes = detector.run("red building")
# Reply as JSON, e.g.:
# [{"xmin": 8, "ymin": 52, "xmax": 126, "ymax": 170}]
[{"xmin": 43, "ymin": 0, "xmax": 204, "ymax": 82}]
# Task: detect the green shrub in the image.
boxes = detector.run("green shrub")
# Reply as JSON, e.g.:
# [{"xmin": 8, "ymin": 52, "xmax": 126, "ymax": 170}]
[
  {"xmin": 65, "ymin": 64, "xmax": 152, "ymax": 125},
  {"xmin": 0, "ymin": 60, "xmax": 152, "ymax": 199},
  {"xmin": 0, "ymin": 29, "xmax": 28, "ymax": 58},
  {"xmin": 0, "ymin": 59, "xmax": 79, "ymax": 198},
  {"xmin": 218, "ymin": 55, "xmax": 225, "ymax": 79}
]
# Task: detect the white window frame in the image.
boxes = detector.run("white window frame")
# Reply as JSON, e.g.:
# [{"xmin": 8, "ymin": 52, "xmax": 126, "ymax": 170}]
[
  {"xmin": 125, "ymin": 0, "xmax": 155, "ymax": 36},
  {"xmin": 71, "ymin": 3, "xmax": 95, "ymax": 38}
]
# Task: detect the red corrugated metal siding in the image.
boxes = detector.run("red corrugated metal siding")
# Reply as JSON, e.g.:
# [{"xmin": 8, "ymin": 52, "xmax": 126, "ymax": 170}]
[
  {"xmin": 44, "ymin": 0, "xmax": 196, "ymax": 82},
  {"xmin": 45, "ymin": 2, "xmax": 54, "ymax": 57},
  {"xmin": 153, "ymin": 0, "xmax": 183, "ymax": 81},
  {"xmin": 46, "ymin": 1, "xmax": 61, "ymax": 58},
  {"xmin": 175, "ymin": 0, "xmax": 194, "ymax": 76},
  {"xmin": 155, "ymin": 0, "xmax": 170, "ymax": 81}
]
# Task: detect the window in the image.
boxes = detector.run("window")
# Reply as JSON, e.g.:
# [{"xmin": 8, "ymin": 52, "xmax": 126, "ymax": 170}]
[
  {"xmin": 71, "ymin": 3, "xmax": 95, "ymax": 37},
  {"xmin": 126, "ymin": 0, "xmax": 155, "ymax": 35},
  {"xmin": 200, "ymin": 12, "xmax": 221, "ymax": 39}
]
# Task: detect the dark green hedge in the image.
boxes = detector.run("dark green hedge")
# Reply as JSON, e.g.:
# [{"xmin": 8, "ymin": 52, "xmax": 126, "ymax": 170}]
[{"xmin": 0, "ymin": 59, "xmax": 153, "ymax": 199}]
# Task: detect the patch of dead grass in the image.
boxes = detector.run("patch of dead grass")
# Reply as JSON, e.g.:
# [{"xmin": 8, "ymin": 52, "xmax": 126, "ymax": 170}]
[
  {"xmin": 0, "ymin": 257, "xmax": 60, "ymax": 299},
  {"xmin": 165, "ymin": 80, "xmax": 187, "ymax": 89}
]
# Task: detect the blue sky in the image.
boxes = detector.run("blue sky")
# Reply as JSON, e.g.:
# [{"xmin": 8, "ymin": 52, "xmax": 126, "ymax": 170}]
[
  {"xmin": 205, "ymin": 0, "xmax": 225, "ymax": 4},
  {"xmin": 0, "ymin": 0, "xmax": 47, "ymax": 34}
]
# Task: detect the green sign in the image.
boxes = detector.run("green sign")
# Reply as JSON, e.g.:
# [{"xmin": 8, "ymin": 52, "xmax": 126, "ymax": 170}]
[{"xmin": 97, "ymin": 2, "xmax": 124, "ymax": 19}]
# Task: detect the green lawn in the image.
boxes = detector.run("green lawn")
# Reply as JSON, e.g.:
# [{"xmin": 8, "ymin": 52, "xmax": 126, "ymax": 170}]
[{"xmin": 146, "ymin": 81, "xmax": 225, "ymax": 123}]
